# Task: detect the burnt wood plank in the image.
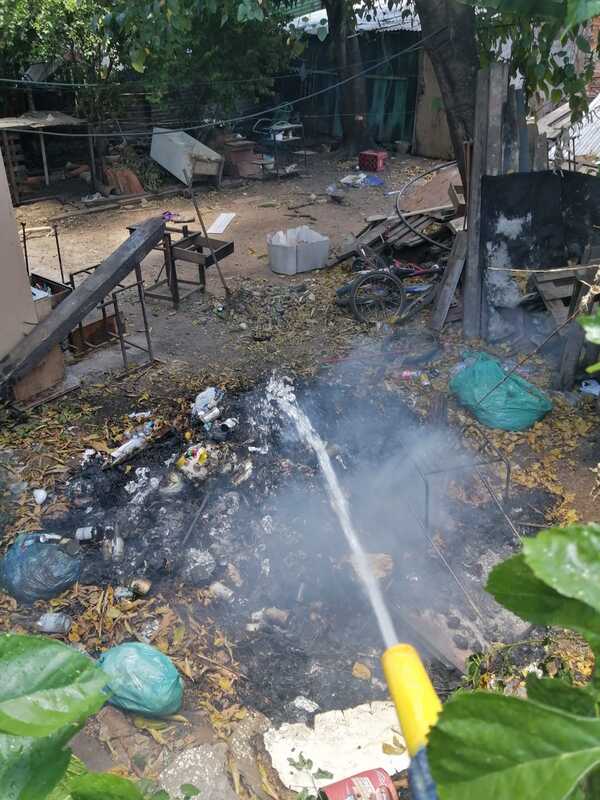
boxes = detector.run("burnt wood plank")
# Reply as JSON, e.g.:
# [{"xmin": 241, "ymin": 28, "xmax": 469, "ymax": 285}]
[{"xmin": 431, "ymin": 232, "xmax": 467, "ymax": 331}]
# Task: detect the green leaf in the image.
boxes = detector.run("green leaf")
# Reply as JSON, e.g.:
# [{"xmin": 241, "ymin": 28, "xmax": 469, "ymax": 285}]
[
  {"xmin": 526, "ymin": 674, "xmax": 598, "ymax": 717},
  {"xmin": 70, "ymin": 773, "xmax": 145, "ymax": 800},
  {"xmin": 48, "ymin": 756, "xmax": 88, "ymax": 800},
  {"xmin": 566, "ymin": 0, "xmax": 600, "ymax": 28},
  {"xmin": 0, "ymin": 725, "xmax": 75, "ymax": 800},
  {"xmin": 429, "ymin": 691, "xmax": 600, "ymax": 800},
  {"xmin": 523, "ymin": 524, "xmax": 600, "ymax": 614},
  {"xmin": 130, "ymin": 47, "xmax": 146, "ymax": 73},
  {"xmin": 577, "ymin": 35, "xmax": 592, "ymax": 52},
  {"xmin": 486, "ymin": 555, "xmax": 600, "ymax": 655},
  {"xmin": 313, "ymin": 768, "xmax": 334, "ymax": 780},
  {"xmin": 580, "ymin": 310, "xmax": 600, "ymax": 345},
  {"xmin": 179, "ymin": 784, "xmax": 200, "ymax": 797},
  {"xmin": 0, "ymin": 634, "xmax": 108, "ymax": 737}
]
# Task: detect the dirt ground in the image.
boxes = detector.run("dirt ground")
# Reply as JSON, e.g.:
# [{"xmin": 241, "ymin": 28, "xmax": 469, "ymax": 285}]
[
  {"xmin": 3, "ymin": 152, "xmax": 600, "ymax": 795},
  {"xmin": 18, "ymin": 153, "xmax": 453, "ymax": 378}
]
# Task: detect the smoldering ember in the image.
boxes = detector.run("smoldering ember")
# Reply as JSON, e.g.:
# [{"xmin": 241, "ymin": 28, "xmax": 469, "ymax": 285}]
[{"xmin": 2, "ymin": 4, "xmax": 600, "ymax": 799}]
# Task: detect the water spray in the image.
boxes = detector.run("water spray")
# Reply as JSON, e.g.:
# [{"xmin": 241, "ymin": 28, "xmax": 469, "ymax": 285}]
[{"xmin": 270, "ymin": 377, "xmax": 441, "ymax": 799}]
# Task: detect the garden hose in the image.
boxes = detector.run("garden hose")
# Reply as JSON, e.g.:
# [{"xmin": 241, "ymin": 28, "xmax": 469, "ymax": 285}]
[{"xmin": 381, "ymin": 644, "xmax": 441, "ymax": 800}]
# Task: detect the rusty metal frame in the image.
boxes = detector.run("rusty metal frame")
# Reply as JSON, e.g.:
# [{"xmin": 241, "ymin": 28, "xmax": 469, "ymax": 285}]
[{"xmin": 68, "ymin": 262, "xmax": 153, "ymax": 371}]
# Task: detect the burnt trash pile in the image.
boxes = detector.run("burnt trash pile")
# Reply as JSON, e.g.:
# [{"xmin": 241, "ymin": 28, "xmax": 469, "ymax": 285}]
[{"xmin": 1, "ymin": 369, "xmax": 553, "ymax": 719}]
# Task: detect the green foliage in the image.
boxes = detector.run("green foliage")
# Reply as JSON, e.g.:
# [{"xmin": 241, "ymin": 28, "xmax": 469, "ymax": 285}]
[
  {"xmin": 0, "ymin": 634, "xmax": 107, "ymax": 737},
  {"xmin": 430, "ymin": 691, "xmax": 600, "ymax": 800},
  {"xmin": 476, "ymin": 12, "xmax": 598, "ymax": 122},
  {"xmin": 580, "ymin": 310, "xmax": 600, "ymax": 346},
  {"xmin": 429, "ymin": 523, "xmax": 600, "ymax": 799},
  {"xmin": 469, "ymin": 0, "xmax": 600, "ymax": 27},
  {"xmin": 580, "ymin": 310, "xmax": 600, "ymax": 374},
  {"xmin": 179, "ymin": 785, "xmax": 200, "ymax": 799},
  {"xmin": 103, "ymin": 0, "xmax": 293, "ymax": 112},
  {"xmin": 0, "ymin": 633, "xmax": 169, "ymax": 800},
  {"xmin": 487, "ymin": 554, "xmax": 600, "ymax": 657},
  {"xmin": 70, "ymin": 773, "xmax": 145, "ymax": 800},
  {"xmin": 0, "ymin": 725, "xmax": 75, "ymax": 800},
  {"xmin": 48, "ymin": 756, "xmax": 89, "ymax": 800},
  {"xmin": 286, "ymin": 752, "xmax": 333, "ymax": 800}
]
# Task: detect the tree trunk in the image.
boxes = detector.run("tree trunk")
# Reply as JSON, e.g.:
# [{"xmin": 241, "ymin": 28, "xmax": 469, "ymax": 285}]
[
  {"xmin": 324, "ymin": 0, "xmax": 374, "ymax": 154},
  {"xmin": 413, "ymin": 0, "xmax": 479, "ymax": 184}
]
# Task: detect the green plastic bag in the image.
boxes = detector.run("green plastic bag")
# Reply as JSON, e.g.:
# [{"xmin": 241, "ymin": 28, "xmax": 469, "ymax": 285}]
[
  {"xmin": 450, "ymin": 352, "xmax": 552, "ymax": 431},
  {"xmin": 98, "ymin": 643, "xmax": 183, "ymax": 717}
]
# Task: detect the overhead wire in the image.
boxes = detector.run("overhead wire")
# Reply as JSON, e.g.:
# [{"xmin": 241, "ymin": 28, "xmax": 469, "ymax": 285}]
[
  {"xmin": 0, "ymin": 27, "xmax": 448, "ymax": 139},
  {"xmin": 0, "ymin": 49, "xmax": 422, "ymax": 91}
]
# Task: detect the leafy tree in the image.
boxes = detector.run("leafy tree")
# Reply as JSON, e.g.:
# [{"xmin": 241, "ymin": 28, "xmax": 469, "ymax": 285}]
[
  {"xmin": 0, "ymin": 0, "xmax": 131, "ymax": 121},
  {"xmin": 429, "ymin": 523, "xmax": 600, "ymax": 799},
  {"xmin": 0, "ymin": 633, "xmax": 183, "ymax": 800}
]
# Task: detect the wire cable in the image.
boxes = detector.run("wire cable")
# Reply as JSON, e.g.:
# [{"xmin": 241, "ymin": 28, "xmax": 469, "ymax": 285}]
[{"xmin": 2, "ymin": 27, "xmax": 447, "ymax": 139}]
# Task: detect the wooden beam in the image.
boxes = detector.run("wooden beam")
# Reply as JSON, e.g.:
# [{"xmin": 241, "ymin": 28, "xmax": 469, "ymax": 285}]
[
  {"xmin": 431, "ymin": 232, "xmax": 467, "ymax": 332},
  {"xmin": 533, "ymin": 132, "xmax": 548, "ymax": 171},
  {"xmin": 486, "ymin": 63, "xmax": 509, "ymax": 176},
  {"xmin": 0, "ymin": 216, "xmax": 164, "ymax": 387},
  {"xmin": 463, "ymin": 68, "xmax": 490, "ymax": 339}
]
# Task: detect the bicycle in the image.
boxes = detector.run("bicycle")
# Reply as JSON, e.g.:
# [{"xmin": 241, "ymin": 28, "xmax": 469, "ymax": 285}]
[{"xmin": 341, "ymin": 257, "xmax": 444, "ymax": 325}]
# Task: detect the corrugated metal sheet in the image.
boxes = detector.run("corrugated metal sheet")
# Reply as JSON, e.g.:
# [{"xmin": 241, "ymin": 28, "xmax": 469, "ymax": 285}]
[
  {"xmin": 289, "ymin": 0, "xmax": 322, "ymax": 15},
  {"xmin": 0, "ymin": 111, "xmax": 85, "ymax": 130},
  {"xmin": 290, "ymin": 0, "xmax": 420, "ymax": 36},
  {"xmin": 570, "ymin": 93, "xmax": 600, "ymax": 159}
]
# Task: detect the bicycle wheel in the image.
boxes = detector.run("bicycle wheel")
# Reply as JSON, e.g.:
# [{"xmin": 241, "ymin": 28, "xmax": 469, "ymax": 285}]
[{"xmin": 349, "ymin": 271, "xmax": 407, "ymax": 324}]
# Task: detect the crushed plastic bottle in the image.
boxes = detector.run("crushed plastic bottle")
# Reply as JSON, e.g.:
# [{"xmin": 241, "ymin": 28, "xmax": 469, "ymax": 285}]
[
  {"xmin": 191, "ymin": 387, "xmax": 223, "ymax": 421},
  {"xmin": 36, "ymin": 612, "xmax": 72, "ymax": 634}
]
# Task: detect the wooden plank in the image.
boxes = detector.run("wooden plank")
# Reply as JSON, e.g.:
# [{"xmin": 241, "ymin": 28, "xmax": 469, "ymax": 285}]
[
  {"xmin": 171, "ymin": 239, "xmax": 234, "ymax": 266},
  {"xmin": 535, "ymin": 269, "xmax": 580, "ymax": 284},
  {"xmin": 13, "ymin": 345, "xmax": 64, "ymax": 403},
  {"xmin": 448, "ymin": 183, "xmax": 465, "ymax": 215},
  {"xmin": 481, "ymin": 63, "xmax": 510, "ymax": 340},
  {"xmin": 463, "ymin": 68, "xmax": 490, "ymax": 339},
  {"xmin": 431, "ymin": 232, "xmax": 467, "ymax": 331},
  {"xmin": 559, "ymin": 321, "xmax": 586, "ymax": 389},
  {"xmin": 448, "ymin": 217, "xmax": 466, "ymax": 234},
  {"xmin": 486, "ymin": 63, "xmax": 510, "ymax": 176},
  {"xmin": 516, "ymin": 90, "xmax": 530, "ymax": 172},
  {"xmin": 534, "ymin": 132, "xmax": 548, "ymax": 171},
  {"xmin": 535, "ymin": 283, "xmax": 575, "ymax": 300},
  {"xmin": 502, "ymin": 86, "xmax": 519, "ymax": 173},
  {"xmin": 0, "ymin": 217, "xmax": 164, "ymax": 387}
]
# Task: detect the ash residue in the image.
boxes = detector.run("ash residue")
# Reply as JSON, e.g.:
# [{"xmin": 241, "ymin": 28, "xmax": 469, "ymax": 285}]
[{"xmin": 37, "ymin": 369, "xmax": 552, "ymax": 720}]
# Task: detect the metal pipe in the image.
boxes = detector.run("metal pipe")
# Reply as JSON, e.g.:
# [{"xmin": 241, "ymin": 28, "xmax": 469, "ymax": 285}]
[
  {"xmin": 184, "ymin": 171, "xmax": 230, "ymax": 297},
  {"xmin": 39, "ymin": 132, "xmax": 50, "ymax": 186},
  {"xmin": 395, "ymin": 161, "xmax": 457, "ymax": 252},
  {"xmin": 135, "ymin": 262, "xmax": 154, "ymax": 362},
  {"xmin": 52, "ymin": 224, "xmax": 65, "ymax": 283},
  {"xmin": 21, "ymin": 222, "xmax": 29, "ymax": 276}
]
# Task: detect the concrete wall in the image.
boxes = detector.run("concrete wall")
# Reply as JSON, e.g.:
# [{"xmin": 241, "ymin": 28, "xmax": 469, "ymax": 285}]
[
  {"xmin": 413, "ymin": 52, "xmax": 454, "ymax": 161},
  {"xmin": 0, "ymin": 156, "xmax": 36, "ymax": 360}
]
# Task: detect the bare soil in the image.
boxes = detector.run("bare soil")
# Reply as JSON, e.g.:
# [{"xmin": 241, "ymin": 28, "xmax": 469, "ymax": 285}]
[{"xmin": 18, "ymin": 153, "xmax": 445, "ymax": 379}]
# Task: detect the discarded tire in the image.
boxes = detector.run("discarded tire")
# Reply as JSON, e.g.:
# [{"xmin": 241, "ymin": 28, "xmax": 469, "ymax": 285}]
[
  {"xmin": 98, "ymin": 642, "xmax": 183, "ymax": 717},
  {"xmin": 0, "ymin": 533, "xmax": 81, "ymax": 603}
]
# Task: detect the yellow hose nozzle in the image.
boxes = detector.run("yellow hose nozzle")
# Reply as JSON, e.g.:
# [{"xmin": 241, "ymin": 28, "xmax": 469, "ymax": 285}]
[{"xmin": 381, "ymin": 644, "xmax": 442, "ymax": 757}]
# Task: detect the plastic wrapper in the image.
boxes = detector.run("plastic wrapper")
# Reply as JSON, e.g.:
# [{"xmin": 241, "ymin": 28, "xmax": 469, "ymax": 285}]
[
  {"xmin": 450, "ymin": 351, "xmax": 552, "ymax": 431},
  {"xmin": 0, "ymin": 533, "xmax": 81, "ymax": 603},
  {"xmin": 98, "ymin": 642, "xmax": 183, "ymax": 716}
]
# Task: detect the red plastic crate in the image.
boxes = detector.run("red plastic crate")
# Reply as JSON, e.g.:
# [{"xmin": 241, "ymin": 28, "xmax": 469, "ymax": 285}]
[{"xmin": 358, "ymin": 149, "xmax": 388, "ymax": 172}]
